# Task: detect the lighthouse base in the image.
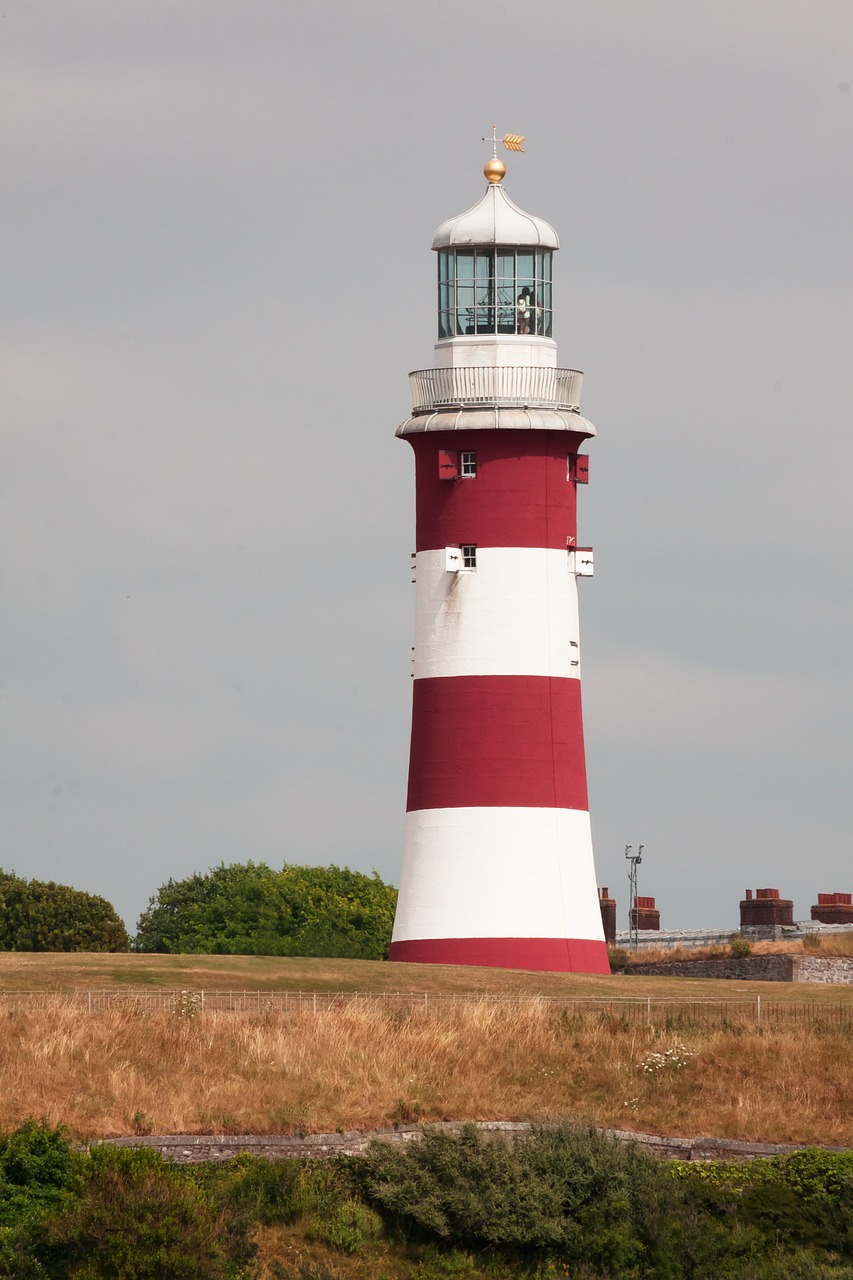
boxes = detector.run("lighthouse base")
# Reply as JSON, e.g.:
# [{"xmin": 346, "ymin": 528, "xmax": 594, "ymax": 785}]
[{"xmin": 388, "ymin": 936, "xmax": 610, "ymax": 974}]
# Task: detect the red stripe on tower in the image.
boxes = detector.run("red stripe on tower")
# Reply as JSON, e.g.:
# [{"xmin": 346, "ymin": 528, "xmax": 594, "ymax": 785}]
[
  {"xmin": 390, "ymin": 153, "xmax": 609, "ymax": 975},
  {"xmin": 406, "ymin": 675, "xmax": 589, "ymax": 812},
  {"xmin": 413, "ymin": 431, "xmax": 590, "ymax": 551}
]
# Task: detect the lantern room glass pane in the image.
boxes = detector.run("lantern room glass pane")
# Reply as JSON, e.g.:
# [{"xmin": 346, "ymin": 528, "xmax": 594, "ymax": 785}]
[{"xmin": 437, "ymin": 247, "xmax": 554, "ymax": 339}]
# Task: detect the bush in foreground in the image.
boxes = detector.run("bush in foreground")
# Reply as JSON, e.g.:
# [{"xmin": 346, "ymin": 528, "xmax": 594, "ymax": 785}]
[
  {"xmin": 3, "ymin": 1122, "xmax": 853, "ymax": 1278},
  {"xmin": 0, "ymin": 1137, "xmax": 252, "ymax": 1279}
]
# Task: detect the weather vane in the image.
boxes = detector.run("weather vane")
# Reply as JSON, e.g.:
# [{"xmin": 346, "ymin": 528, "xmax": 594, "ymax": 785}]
[{"xmin": 482, "ymin": 124, "xmax": 525, "ymax": 157}]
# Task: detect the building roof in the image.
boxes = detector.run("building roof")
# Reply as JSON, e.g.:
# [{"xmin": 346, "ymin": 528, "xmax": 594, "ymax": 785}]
[{"xmin": 431, "ymin": 182, "xmax": 560, "ymax": 251}]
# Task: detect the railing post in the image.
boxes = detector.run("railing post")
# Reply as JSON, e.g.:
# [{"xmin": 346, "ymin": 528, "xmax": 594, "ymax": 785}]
[
  {"xmin": 757, "ymin": 995, "xmax": 761, "ymax": 1028},
  {"xmin": 647, "ymin": 996, "xmax": 651, "ymax": 1026}
]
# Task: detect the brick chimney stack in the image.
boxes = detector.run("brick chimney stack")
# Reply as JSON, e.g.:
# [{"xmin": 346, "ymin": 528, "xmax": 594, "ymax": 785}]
[
  {"xmin": 598, "ymin": 887, "xmax": 617, "ymax": 944},
  {"xmin": 739, "ymin": 888, "xmax": 793, "ymax": 928},
  {"xmin": 629, "ymin": 895, "xmax": 660, "ymax": 931},
  {"xmin": 811, "ymin": 892, "xmax": 853, "ymax": 925}
]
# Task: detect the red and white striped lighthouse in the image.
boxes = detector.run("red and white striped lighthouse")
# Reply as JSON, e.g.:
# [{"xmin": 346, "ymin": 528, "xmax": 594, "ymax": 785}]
[{"xmin": 389, "ymin": 150, "xmax": 609, "ymax": 975}]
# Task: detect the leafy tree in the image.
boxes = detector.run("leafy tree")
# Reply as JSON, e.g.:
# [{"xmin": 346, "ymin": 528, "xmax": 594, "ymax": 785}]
[
  {"xmin": 0, "ymin": 871, "xmax": 128, "ymax": 952},
  {"xmin": 134, "ymin": 862, "xmax": 397, "ymax": 959}
]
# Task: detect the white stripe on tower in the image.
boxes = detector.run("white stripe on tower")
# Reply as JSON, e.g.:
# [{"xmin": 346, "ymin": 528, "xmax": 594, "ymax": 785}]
[
  {"xmin": 412, "ymin": 547, "xmax": 581, "ymax": 680},
  {"xmin": 394, "ymin": 808, "xmax": 602, "ymax": 942}
]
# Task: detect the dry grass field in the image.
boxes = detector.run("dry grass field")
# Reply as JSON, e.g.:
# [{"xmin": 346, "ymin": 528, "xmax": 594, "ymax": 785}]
[
  {"xmin": 0, "ymin": 999, "xmax": 850, "ymax": 1146},
  {"xmin": 0, "ymin": 952, "xmax": 851, "ymax": 1147}
]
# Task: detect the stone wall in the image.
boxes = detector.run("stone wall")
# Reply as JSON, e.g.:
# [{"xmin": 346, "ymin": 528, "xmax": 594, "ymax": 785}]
[
  {"xmin": 627, "ymin": 955, "xmax": 794, "ymax": 981},
  {"xmin": 626, "ymin": 954, "xmax": 853, "ymax": 984},
  {"xmin": 87, "ymin": 1121, "xmax": 837, "ymax": 1164},
  {"xmin": 793, "ymin": 955, "xmax": 853, "ymax": 984}
]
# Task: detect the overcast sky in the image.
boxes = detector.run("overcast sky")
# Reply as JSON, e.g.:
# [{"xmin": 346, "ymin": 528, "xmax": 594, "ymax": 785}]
[{"xmin": 3, "ymin": 0, "xmax": 852, "ymax": 938}]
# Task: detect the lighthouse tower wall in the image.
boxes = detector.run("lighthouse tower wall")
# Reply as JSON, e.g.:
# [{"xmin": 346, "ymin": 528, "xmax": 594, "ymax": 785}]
[
  {"xmin": 389, "ymin": 166, "xmax": 609, "ymax": 975},
  {"xmin": 391, "ymin": 430, "xmax": 607, "ymax": 974}
]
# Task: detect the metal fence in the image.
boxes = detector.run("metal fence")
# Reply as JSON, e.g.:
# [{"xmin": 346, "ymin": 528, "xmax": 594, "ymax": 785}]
[{"xmin": 1, "ymin": 989, "xmax": 852, "ymax": 1028}]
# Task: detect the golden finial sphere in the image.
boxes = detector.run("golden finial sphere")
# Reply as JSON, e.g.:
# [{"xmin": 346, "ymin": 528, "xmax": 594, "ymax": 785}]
[{"xmin": 484, "ymin": 157, "xmax": 506, "ymax": 184}]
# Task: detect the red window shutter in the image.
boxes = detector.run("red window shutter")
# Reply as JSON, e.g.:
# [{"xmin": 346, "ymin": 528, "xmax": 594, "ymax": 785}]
[
  {"xmin": 438, "ymin": 450, "xmax": 458, "ymax": 479},
  {"xmin": 575, "ymin": 455, "xmax": 589, "ymax": 484}
]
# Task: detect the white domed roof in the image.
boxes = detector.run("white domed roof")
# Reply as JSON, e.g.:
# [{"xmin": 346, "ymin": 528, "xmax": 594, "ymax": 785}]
[{"xmin": 432, "ymin": 183, "xmax": 559, "ymax": 251}]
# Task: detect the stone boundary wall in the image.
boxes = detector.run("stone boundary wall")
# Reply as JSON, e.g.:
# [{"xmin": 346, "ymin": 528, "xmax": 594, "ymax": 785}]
[
  {"xmin": 628, "ymin": 956, "xmax": 794, "ymax": 981},
  {"xmin": 87, "ymin": 1121, "xmax": 847, "ymax": 1165},
  {"xmin": 793, "ymin": 955, "xmax": 853, "ymax": 984},
  {"xmin": 626, "ymin": 955, "xmax": 853, "ymax": 983}
]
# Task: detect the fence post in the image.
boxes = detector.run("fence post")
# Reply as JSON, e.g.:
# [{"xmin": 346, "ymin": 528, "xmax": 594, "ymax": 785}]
[
  {"xmin": 424, "ymin": 991, "xmax": 428, "ymax": 1011},
  {"xmin": 88, "ymin": 991, "xmax": 92, "ymax": 1015},
  {"xmin": 757, "ymin": 995, "xmax": 761, "ymax": 1028},
  {"xmin": 313, "ymin": 992, "xmax": 317, "ymax": 1014},
  {"xmin": 647, "ymin": 996, "xmax": 651, "ymax": 1026}
]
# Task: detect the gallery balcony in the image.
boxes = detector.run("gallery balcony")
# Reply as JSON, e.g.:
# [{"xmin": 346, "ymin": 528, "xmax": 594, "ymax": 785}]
[{"xmin": 408, "ymin": 366, "xmax": 583, "ymax": 413}]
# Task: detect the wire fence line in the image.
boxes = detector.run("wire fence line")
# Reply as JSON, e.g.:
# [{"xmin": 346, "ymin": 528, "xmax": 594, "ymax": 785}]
[{"xmin": 1, "ymin": 988, "xmax": 852, "ymax": 1027}]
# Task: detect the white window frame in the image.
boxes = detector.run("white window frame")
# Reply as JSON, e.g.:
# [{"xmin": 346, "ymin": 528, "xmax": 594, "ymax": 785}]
[
  {"xmin": 460, "ymin": 451, "xmax": 477, "ymax": 478},
  {"xmin": 461, "ymin": 544, "xmax": 477, "ymax": 571}
]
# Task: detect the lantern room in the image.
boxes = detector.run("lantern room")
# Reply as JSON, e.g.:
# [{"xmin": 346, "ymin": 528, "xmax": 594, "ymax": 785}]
[
  {"xmin": 431, "ymin": 164, "xmax": 560, "ymax": 345},
  {"xmin": 436, "ymin": 247, "xmax": 553, "ymax": 339}
]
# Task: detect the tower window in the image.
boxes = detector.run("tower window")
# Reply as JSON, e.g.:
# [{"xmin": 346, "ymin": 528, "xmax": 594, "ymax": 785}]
[
  {"xmin": 460, "ymin": 451, "xmax": 477, "ymax": 477},
  {"xmin": 437, "ymin": 248, "xmax": 553, "ymax": 339},
  {"xmin": 461, "ymin": 544, "xmax": 477, "ymax": 570}
]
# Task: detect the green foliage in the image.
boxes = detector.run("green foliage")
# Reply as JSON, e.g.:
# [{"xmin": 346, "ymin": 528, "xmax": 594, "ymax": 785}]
[
  {"xmin": 359, "ymin": 1125, "xmax": 694, "ymax": 1276},
  {"xmin": 39, "ymin": 1145, "xmax": 252, "ymax": 1279},
  {"xmin": 0, "ymin": 1122, "xmax": 81, "ymax": 1228},
  {"xmin": 133, "ymin": 861, "xmax": 397, "ymax": 959},
  {"xmin": 0, "ymin": 871, "xmax": 128, "ymax": 953},
  {"xmin": 305, "ymin": 1197, "xmax": 383, "ymax": 1254},
  {"xmin": 199, "ymin": 1155, "xmax": 314, "ymax": 1226},
  {"xmin": 4, "ymin": 1126, "xmax": 853, "ymax": 1279},
  {"xmin": 802, "ymin": 932, "xmax": 823, "ymax": 951},
  {"xmin": 607, "ymin": 947, "xmax": 629, "ymax": 972},
  {"xmin": 673, "ymin": 1148, "xmax": 853, "ymax": 1262},
  {"xmin": 730, "ymin": 938, "xmax": 752, "ymax": 957}
]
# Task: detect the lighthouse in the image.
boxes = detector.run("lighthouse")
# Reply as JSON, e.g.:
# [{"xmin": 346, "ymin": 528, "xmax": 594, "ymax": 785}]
[{"xmin": 389, "ymin": 143, "xmax": 609, "ymax": 975}]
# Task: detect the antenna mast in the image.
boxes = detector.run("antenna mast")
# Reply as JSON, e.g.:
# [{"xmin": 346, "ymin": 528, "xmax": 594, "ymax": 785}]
[{"xmin": 625, "ymin": 843, "xmax": 645, "ymax": 950}]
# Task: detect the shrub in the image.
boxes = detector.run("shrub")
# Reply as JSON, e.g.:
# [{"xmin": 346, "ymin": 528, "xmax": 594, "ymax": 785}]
[
  {"xmin": 607, "ymin": 947, "xmax": 629, "ymax": 972},
  {"xmin": 359, "ymin": 1125, "xmax": 691, "ymax": 1275},
  {"xmin": 39, "ymin": 1145, "xmax": 252, "ymax": 1279},
  {"xmin": 305, "ymin": 1197, "xmax": 383, "ymax": 1254},
  {"xmin": 202, "ymin": 1155, "xmax": 306, "ymax": 1225},
  {"xmin": 0, "ymin": 1121, "xmax": 80, "ymax": 1228},
  {"xmin": 730, "ymin": 938, "xmax": 752, "ymax": 958},
  {"xmin": 673, "ymin": 1148, "xmax": 853, "ymax": 1264}
]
